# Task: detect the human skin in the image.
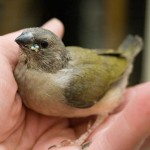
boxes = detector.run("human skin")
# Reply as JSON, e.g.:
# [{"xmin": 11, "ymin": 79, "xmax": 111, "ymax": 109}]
[{"xmin": 0, "ymin": 18, "xmax": 150, "ymax": 150}]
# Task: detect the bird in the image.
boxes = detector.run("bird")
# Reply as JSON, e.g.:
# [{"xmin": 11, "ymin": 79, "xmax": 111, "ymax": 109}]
[{"xmin": 14, "ymin": 27, "xmax": 143, "ymax": 148}]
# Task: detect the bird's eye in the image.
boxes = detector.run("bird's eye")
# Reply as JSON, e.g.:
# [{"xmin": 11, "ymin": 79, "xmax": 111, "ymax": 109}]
[{"xmin": 40, "ymin": 41, "xmax": 49, "ymax": 48}]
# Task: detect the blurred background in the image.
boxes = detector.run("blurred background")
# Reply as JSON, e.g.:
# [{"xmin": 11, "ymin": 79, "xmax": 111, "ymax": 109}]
[{"xmin": 0, "ymin": 0, "xmax": 147, "ymax": 85}]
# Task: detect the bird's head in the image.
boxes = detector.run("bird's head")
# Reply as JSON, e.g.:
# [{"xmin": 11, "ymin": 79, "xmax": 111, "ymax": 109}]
[{"xmin": 15, "ymin": 27, "xmax": 70, "ymax": 73}]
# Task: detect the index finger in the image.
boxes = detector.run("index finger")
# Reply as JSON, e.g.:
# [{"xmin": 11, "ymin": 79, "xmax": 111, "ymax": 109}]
[
  {"xmin": 0, "ymin": 18, "xmax": 64, "ymax": 68},
  {"xmin": 1, "ymin": 18, "xmax": 64, "ymax": 47}
]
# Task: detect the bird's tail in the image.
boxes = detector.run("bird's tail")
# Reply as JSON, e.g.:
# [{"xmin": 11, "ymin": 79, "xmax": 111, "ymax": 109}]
[{"xmin": 118, "ymin": 35, "xmax": 143, "ymax": 62}]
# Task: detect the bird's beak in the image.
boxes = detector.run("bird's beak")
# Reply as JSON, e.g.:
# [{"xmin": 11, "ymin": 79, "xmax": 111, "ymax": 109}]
[{"xmin": 15, "ymin": 32, "xmax": 34, "ymax": 46}]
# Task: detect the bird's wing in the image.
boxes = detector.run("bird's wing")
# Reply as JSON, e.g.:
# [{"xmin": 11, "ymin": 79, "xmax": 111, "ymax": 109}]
[{"xmin": 63, "ymin": 46, "xmax": 128, "ymax": 108}]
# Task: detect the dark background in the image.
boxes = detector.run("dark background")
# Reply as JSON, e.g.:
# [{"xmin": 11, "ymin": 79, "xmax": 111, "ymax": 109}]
[{"xmin": 0, "ymin": 0, "xmax": 146, "ymax": 85}]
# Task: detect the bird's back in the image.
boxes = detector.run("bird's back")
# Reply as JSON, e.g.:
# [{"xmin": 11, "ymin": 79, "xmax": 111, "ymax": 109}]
[{"xmin": 64, "ymin": 46, "xmax": 128, "ymax": 108}]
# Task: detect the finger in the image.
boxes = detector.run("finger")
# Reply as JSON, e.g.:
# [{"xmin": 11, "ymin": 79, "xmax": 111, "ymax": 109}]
[
  {"xmin": 89, "ymin": 82, "xmax": 150, "ymax": 150},
  {"xmin": 42, "ymin": 18, "xmax": 64, "ymax": 38},
  {"xmin": 0, "ymin": 18, "xmax": 64, "ymax": 67},
  {"xmin": 2, "ymin": 18, "xmax": 64, "ymax": 43},
  {"xmin": 1, "ymin": 18, "xmax": 64, "ymax": 54}
]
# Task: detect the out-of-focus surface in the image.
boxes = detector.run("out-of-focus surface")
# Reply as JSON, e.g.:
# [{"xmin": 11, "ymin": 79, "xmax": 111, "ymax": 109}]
[
  {"xmin": 142, "ymin": 0, "xmax": 150, "ymax": 82},
  {"xmin": 0, "ymin": 0, "xmax": 146, "ymax": 84}
]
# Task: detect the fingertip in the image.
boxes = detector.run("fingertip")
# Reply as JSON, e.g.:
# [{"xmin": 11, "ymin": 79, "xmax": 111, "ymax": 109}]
[
  {"xmin": 42, "ymin": 18, "xmax": 64, "ymax": 38},
  {"xmin": 2, "ymin": 18, "xmax": 64, "ymax": 42}
]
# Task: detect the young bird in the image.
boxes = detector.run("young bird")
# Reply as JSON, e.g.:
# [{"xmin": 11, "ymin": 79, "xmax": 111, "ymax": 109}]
[{"xmin": 14, "ymin": 28, "xmax": 143, "ymax": 147}]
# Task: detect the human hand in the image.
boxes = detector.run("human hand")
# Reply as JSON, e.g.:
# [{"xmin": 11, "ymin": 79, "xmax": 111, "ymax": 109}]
[
  {"xmin": 87, "ymin": 82, "xmax": 150, "ymax": 150},
  {"xmin": 0, "ymin": 18, "xmax": 150, "ymax": 150},
  {"xmin": 0, "ymin": 18, "xmax": 77, "ymax": 150}
]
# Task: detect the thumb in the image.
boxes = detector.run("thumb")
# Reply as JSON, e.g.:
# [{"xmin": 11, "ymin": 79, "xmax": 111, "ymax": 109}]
[{"xmin": 89, "ymin": 82, "xmax": 150, "ymax": 150}]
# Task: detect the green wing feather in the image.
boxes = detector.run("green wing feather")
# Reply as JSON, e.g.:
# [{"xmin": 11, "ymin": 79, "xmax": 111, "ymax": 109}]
[{"xmin": 64, "ymin": 35, "xmax": 143, "ymax": 108}]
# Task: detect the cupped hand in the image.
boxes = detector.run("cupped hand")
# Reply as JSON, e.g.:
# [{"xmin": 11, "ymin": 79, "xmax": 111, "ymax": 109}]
[
  {"xmin": 0, "ymin": 18, "xmax": 150, "ymax": 150},
  {"xmin": 0, "ymin": 18, "xmax": 76, "ymax": 150}
]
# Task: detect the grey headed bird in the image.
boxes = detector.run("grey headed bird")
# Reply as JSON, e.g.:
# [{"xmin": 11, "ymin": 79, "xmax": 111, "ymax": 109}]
[{"xmin": 14, "ymin": 27, "xmax": 143, "ymax": 147}]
